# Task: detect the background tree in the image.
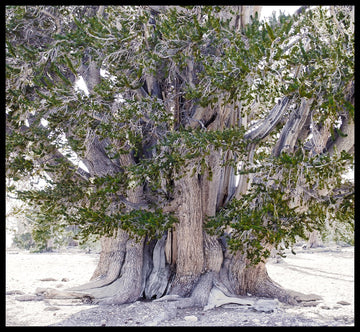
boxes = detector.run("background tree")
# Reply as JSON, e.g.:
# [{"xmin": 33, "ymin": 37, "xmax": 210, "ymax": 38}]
[{"xmin": 6, "ymin": 5, "xmax": 354, "ymax": 306}]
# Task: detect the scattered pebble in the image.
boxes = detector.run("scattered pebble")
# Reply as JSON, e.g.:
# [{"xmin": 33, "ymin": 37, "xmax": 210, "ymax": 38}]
[
  {"xmin": 44, "ymin": 306, "xmax": 60, "ymax": 311},
  {"xmin": 337, "ymin": 301, "xmax": 351, "ymax": 306},
  {"xmin": 253, "ymin": 299, "xmax": 278, "ymax": 313},
  {"xmin": 15, "ymin": 295, "xmax": 44, "ymax": 302},
  {"xmin": 184, "ymin": 315, "xmax": 198, "ymax": 322},
  {"xmin": 6, "ymin": 290, "xmax": 25, "ymax": 295}
]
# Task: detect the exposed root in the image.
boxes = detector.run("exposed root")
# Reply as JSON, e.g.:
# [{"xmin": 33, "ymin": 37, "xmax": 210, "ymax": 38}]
[
  {"xmin": 289, "ymin": 290, "xmax": 323, "ymax": 307},
  {"xmin": 67, "ymin": 275, "xmax": 117, "ymax": 293},
  {"xmin": 155, "ymin": 271, "xmax": 256, "ymax": 310},
  {"xmin": 246, "ymin": 273, "xmax": 322, "ymax": 306},
  {"xmin": 28, "ymin": 271, "xmax": 321, "ymax": 314},
  {"xmin": 204, "ymin": 287, "xmax": 256, "ymax": 311},
  {"xmin": 27, "ymin": 255, "xmax": 322, "ymax": 309},
  {"xmin": 35, "ymin": 288, "xmax": 94, "ymax": 302},
  {"xmin": 228, "ymin": 256, "xmax": 323, "ymax": 306}
]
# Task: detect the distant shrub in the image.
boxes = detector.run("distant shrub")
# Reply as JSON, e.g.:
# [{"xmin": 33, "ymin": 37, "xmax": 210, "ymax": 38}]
[{"xmin": 12, "ymin": 232, "xmax": 35, "ymax": 250}]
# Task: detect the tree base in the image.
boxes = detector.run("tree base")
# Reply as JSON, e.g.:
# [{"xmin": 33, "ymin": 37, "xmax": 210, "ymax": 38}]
[
  {"xmin": 30, "ymin": 232, "xmax": 322, "ymax": 308},
  {"xmin": 33, "ymin": 269, "xmax": 322, "ymax": 309}
]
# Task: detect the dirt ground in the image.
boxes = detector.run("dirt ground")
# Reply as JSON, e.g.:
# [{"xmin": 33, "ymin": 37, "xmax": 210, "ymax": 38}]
[{"xmin": 5, "ymin": 245, "xmax": 354, "ymax": 326}]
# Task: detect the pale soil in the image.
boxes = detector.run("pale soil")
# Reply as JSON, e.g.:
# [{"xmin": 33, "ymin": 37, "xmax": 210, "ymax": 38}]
[{"xmin": 6, "ymin": 245, "xmax": 354, "ymax": 326}]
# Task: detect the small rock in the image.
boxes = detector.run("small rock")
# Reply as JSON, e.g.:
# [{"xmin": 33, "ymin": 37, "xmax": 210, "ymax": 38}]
[
  {"xmin": 253, "ymin": 299, "xmax": 278, "ymax": 313},
  {"xmin": 147, "ymin": 321, "xmax": 157, "ymax": 326},
  {"xmin": 100, "ymin": 319, "xmax": 106, "ymax": 326},
  {"xmin": 6, "ymin": 290, "xmax": 25, "ymax": 295},
  {"xmin": 35, "ymin": 288, "xmax": 47, "ymax": 295},
  {"xmin": 337, "ymin": 300, "xmax": 351, "ymax": 306},
  {"xmin": 44, "ymin": 306, "xmax": 60, "ymax": 311},
  {"xmin": 15, "ymin": 294, "xmax": 44, "ymax": 301},
  {"xmin": 184, "ymin": 315, "xmax": 198, "ymax": 322},
  {"xmin": 61, "ymin": 278, "xmax": 69, "ymax": 282},
  {"xmin": 301, "ymin": 301, "xmax": 319, "ymax": 307},
  {"xmin": 320, "ymin": 305, "xmax": 331, "ymax": 310},
  {"xmin": 40, "ymin": 277, "xmax": 57, "ymax": 282},
  {"xmin": 82, "ymin": 296, "xmax": 93, "ymax": 304}
]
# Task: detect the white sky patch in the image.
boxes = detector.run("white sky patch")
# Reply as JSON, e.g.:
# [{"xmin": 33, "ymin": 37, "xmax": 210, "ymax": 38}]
[
  {"xmin": 40, "ymin": 118, "xmax": 49, "ymax": 127},
  {"xmin": 74, "ymin": 76, "xmax": 89, "ymax": 96},
  {"xmin": 342, "ymin": 168, "xmax": 354, "ymax": 182},
  {"xmin": 261, "ymin": 6, "xmax": 300, "ymax": 21},
  {"xmin": 101, "ymin": 67, "xmax": 118, "ymax": 86},
  {"xmin": 100, "ymin": 68, "xmax": 110, "ymax": 78},
  {"xmin": 55, "ymin": 132, "xmax": 89, "ymax": 173},
  {"xmin": 115, "ymin": 93, "xmax": 126, "ymax": 104}
]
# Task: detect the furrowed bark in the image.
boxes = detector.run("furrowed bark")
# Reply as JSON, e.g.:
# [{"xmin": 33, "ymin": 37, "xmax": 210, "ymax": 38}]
[
  {"xmin": 169, "ymin": 171, "xmax": 205, "ymax": 296},
  {"xmin": 244, "ymin": 97, "xmax": 290, "ymax": 140},
  {"xmin": 273, "ymin": 97, "xmax": 314, "ymax": 156}
]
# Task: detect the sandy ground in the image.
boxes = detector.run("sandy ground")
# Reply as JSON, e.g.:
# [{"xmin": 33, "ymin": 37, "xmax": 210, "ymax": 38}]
[
  {"xmin": 5, "ymin": 249, "xmax": 99, "ymax": 326},
  {"xmin": 5, "ymin": 245, "xmax": 354, "ymax": 326},
  {"xmin": 267, "ymin": 246, "xmax": 354, "ymax": 324}
]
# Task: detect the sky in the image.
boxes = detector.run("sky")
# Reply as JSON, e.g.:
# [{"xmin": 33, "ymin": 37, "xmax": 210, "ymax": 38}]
[{"xmin": 261, "ymin": 6, "xmax": 300, "ymax": 20}]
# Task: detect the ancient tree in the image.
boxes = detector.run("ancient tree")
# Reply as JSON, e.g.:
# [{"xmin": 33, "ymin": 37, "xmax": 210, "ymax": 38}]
[{"xmin": 6, "ymin": 6, "xmax": 354, "ymax": 307}]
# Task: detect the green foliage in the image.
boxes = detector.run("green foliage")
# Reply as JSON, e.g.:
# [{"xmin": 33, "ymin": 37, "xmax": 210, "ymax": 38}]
[{"xmin": 206, "ymin": 148, "xmax": 354, "ymax": 264}]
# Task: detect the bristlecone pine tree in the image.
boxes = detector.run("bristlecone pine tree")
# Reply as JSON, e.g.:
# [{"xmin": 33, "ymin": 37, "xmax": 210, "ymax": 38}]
[{"xmin": 6, "ymin": 5, "xmax": 354, "ymax": 307}]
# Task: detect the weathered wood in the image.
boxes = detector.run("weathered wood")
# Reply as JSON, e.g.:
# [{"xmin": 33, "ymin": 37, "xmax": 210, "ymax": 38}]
[
  {"xmin": 35, "ymin": 287, "xmax": 92, "ymax": 300},
  {"xmin": 169, "ymin": 169, "xmax": 205, "ymax": 296},
  {"xmin": 244, "ymin": 97, "xmax": 290, "ymax": 141},
  {"xmin": 204, "ymin": 286, "xmax": 256, "ymax": 311},
  {"xmin": 144, "ymin": 234, "xmax": 171, "ymax": 299},
  {"xmin": 328, "ymin": 115, "xmax": 354, "ymax": 156},
  {"xmin": 273, "ymin": 97, "xmax": 314, "ymax": 156},
  {"xmin": 69, "ymin": 230, "xmax": 128, "ymax": 291}
]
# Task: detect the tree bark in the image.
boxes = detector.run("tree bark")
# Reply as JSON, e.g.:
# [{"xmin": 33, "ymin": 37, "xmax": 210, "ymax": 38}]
[{"xmin": 168, "ymin": 169, "xmax": 205, "ymax": 296}]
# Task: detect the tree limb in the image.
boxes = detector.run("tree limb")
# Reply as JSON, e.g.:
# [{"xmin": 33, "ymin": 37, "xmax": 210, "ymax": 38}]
[
  {"xmin": 244, "ymin": 97, "xmax": 289, "ymax": 141},
  {"xmin": 273, "ymin": 97, "xmax": 313, "ymax": 157},
  {"xmin": 6, "ymin": 114, "xmax": 91, "ymax": 182}
]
